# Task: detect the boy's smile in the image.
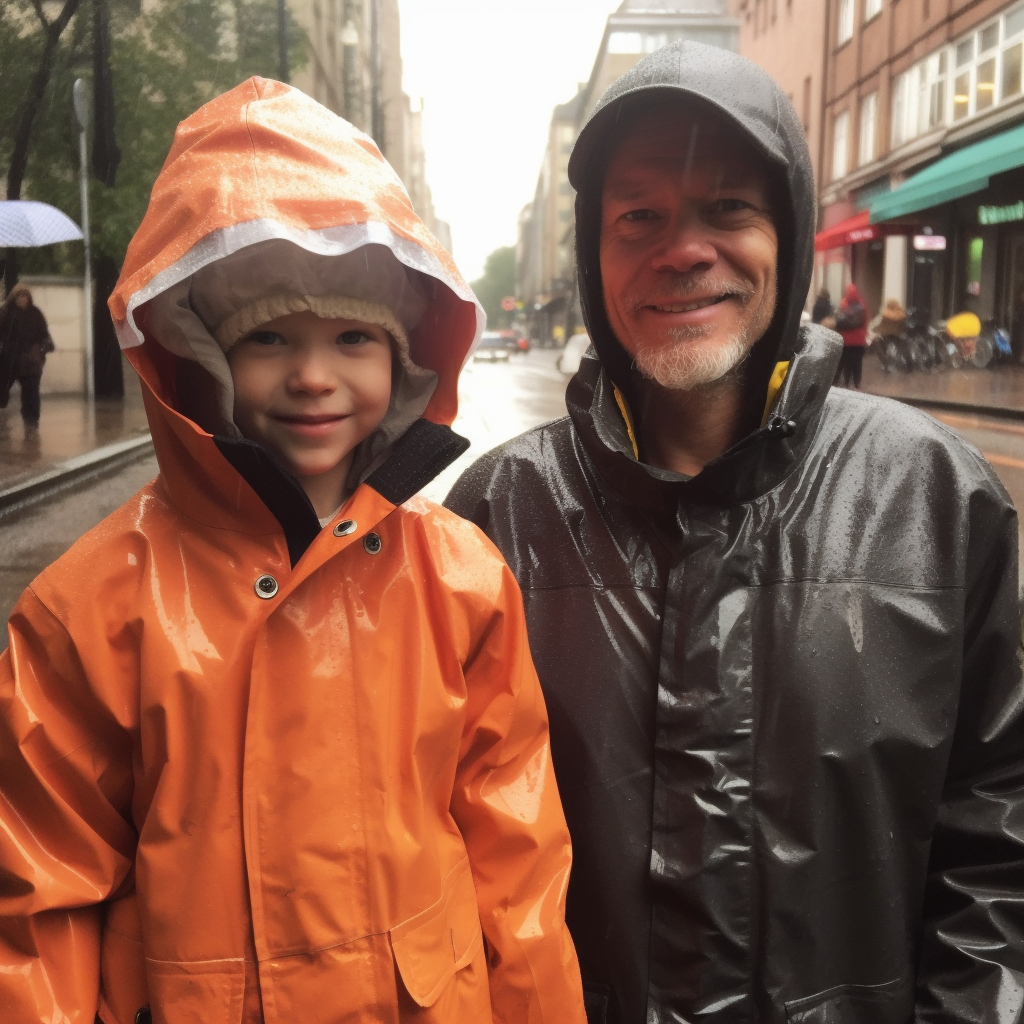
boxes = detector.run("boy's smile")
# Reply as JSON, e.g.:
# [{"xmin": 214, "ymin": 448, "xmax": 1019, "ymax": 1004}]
[{"xmin": 227, "ymin": 309, "xmax": 393, "ymax": 517}]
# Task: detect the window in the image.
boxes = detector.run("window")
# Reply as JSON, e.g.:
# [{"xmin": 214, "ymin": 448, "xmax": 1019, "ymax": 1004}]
[
  {"xmin": 859, "ymin": 92, "xmax": 877, "ymax": 165},
  {"xmin": 832, "ymin": 110, "xmax": 850, "ymax": 181},
  {"xmin": 893, "ymin": 7, "xmax": 1024, "ymax": 145},
  {"xmin": 865, "ymin": 0, "xmax": 882, "ymax": 21},
  {"xmin": 838, "ymin": 0, "xmax": 853, "ymax": 44},
  {"xmin": 891, "ymin": 71, "xmax": 909, "ymax": 148}
]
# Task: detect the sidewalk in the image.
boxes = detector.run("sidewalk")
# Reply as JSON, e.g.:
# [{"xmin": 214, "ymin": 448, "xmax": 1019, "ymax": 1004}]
[
  {"xmin": 860, "ymin": 351, "xmax": 1024, "ymax": 417},
  {"xmin": 0, "ymin": 365, "xmax": 151, "ymax": 504}
]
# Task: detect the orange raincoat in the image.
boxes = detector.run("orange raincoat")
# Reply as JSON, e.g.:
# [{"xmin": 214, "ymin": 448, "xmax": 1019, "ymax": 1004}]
[{"xmin": 0, "ymin": 79, "xmax": 584, "ymax": 1024}]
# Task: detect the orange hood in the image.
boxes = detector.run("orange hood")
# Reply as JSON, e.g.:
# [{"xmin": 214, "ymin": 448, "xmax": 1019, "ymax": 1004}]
[{"xmin": 110, "ymin": 77, "xmax": 482, "ymax": 431}]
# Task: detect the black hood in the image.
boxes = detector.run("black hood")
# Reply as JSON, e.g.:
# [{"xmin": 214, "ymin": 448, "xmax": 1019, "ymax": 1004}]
[{"xmin": 568, "ymin": 39, "xmax": 816, "ymax": 425}]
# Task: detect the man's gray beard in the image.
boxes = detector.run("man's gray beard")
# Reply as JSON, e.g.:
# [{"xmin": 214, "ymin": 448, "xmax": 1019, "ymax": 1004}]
[{"xmin": 633, "ymin": 323, "xmax": 753, "ymax": 391}]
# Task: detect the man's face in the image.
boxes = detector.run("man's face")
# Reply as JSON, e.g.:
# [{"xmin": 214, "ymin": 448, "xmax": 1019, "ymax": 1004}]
[
  {"xmin": 600, "ymin": 105, "xmax": 779, "ymax": 391},
  {"xmin": 14, "ymin": 292, "xmax": 29, "ymax": 309},
  {"xmin": 227, "ymin": 310, "xmax": 393, "ymax": 493}
]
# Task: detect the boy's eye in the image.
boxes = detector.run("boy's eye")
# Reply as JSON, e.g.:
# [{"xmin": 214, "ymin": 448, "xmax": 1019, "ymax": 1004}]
[
  {"xmin": 338, "ymin": 330, "xmax": 373, "ymax": 346},
  {"xmin": 244, "ymin": 330, "xmax": 285, "ymax": 346}
]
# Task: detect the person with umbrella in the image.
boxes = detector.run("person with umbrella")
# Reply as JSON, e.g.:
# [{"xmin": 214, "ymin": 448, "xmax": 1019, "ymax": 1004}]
[{"xmin": 0, "ymin": 284, "xmax": 54, "ymax": 429}]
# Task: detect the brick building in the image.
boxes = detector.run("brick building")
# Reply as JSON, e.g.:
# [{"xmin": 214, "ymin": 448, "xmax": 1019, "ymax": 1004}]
[{"xmin": 821, "ymin": 0, "xmax": 1024, "ymax": 348}]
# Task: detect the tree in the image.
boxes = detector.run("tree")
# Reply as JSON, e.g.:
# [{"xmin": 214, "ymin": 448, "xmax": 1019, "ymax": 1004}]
[
  {"xmin": 471, "ymin": 246, "xmax": 517, "ymax": 329},
  {"xmin": 0, "ymin": 0, "xmax": 308, "ymax": 392}
]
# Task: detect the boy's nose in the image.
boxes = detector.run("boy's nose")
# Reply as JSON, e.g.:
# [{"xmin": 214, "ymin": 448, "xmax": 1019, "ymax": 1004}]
[{"xmin": 289, "ymin": 354, "xmax": 336, "ymax": 393}]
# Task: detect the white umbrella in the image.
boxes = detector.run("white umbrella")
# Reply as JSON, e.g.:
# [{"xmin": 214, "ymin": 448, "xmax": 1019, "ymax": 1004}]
[{"xmin": 0, "ymin": 200, "xmax": 83, "ymax": 247}]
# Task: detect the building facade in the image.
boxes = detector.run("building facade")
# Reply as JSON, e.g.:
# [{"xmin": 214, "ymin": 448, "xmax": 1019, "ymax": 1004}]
[
  {"xmin": 518, "ymin": 0, "xmax": 739, "ymax": 344},
  {"xmin": 732, "ymin": 0, "xmax": 828, "ymax": 192},
  {"xmin": 821, "ymin": 0, "xmax": 1024, "ymax": 352},
  {"xmin": 289, "ymin": 0, "xmax": 449, "ymax": 245}
]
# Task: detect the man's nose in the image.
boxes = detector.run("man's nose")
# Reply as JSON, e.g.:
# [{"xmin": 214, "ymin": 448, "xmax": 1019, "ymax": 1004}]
[{"xmin": 652, "ymin": 213, "xmax": 718, "ymax": 274}]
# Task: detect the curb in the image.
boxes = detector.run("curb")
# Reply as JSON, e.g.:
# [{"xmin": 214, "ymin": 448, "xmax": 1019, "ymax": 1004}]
[
  {"xmin": 873, "ymin": 394, "xmax": 1024, "ymax": 422},
  {"xmin": 0, "ymin": 434, "xmax": 154, "ymax": 514}
]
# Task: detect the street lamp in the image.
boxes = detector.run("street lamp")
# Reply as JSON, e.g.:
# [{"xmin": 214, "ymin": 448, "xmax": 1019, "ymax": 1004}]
[{"xmin": 72, "ymin": 78, "xmax": 94, "ymax": 403}]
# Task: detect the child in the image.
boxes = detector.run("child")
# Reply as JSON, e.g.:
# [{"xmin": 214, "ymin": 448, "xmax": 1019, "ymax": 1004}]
[{"xmin": 0, "ymin": 79, "xmax": 585, "ymax": 1024}]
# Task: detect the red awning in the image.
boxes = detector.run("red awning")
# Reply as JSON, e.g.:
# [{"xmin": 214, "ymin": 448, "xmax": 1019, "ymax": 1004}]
[
  {"xmin": 814, "ymin": 210, "xmax": 919, "ymax": 251},
  {"xmin": 814, "ymin": 211, "xmax": 878, "ymax": 251}
]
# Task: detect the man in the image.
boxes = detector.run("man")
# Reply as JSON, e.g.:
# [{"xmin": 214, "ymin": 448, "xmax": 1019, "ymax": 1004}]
[{"xmin": 446, "ymin": 41, "xmax": 1024, "ymax": 1024}]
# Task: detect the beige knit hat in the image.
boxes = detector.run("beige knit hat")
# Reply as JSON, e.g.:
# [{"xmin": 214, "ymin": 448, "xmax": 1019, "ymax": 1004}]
[{"xmin": 213, "ymin": 293, "xmax": 416, "ymax": 370}]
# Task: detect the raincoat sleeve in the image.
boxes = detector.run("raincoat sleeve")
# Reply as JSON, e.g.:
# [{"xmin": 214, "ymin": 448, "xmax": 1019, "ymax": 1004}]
[
  {"xmin": 449, "ymin": 560, "xmax": 586, "ymax": 1024},
  {"xmin": 0, "ymin": 586, "xmax": 136, "ymax": 1023},
  {"xmin": 916, "ymin": 473, "xmax": 1024, "ymax": 1022}
]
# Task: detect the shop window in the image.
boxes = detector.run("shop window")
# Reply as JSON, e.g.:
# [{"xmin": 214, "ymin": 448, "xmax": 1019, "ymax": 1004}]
[
  {"xmin": 981, "ymin": 23, "xmax": 1000, "ymax": 53},
  {"xmin": 838, "ymin": 0, "xmax": 853, "ymax": 44},
  {"xmin": 976, "ymin": 57, "xmax": 997, "ymax": 110},
  {"xmin": 859, "ymin": 92, "xmax": 877, "ymax": 166},
  {"xmin": 956, "ymin": 38, "xmax": 975, "ymax": 68},
  {"xmin": 966, "ymin": 237, "xmax": 984, "ymax": 298},
  {"xmin": 832, "ymin": 110, "xmax": 850, "ymax": 180}
]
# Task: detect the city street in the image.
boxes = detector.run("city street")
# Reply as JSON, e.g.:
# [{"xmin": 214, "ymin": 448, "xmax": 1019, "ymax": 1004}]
[
  {"xmin": 0, "ymin": 350, "xmax": 570, "ymax": 629},
  {"xmin": 5, "ymin": 350, "xmax": 1024, "ymax": 634}
]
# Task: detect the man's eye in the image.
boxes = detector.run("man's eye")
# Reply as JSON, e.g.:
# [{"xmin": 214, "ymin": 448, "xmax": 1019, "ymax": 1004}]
[
  {"xmin": 623, "ymin": 209, "xmax": 657, "ymax": 222},
  {"xmin": 714, "ymin": 198, "xmax": 751, "ymax": 213},
  {"xmin": 245, "ymin": 331, "xmax": 285, "ymax": 346},
  {"xmin": 339, "ymin": 330, "xmax": 372, "ymax": 346}
]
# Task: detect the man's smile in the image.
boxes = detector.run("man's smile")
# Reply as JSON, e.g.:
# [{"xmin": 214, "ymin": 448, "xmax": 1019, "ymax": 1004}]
[{"xmin": 645, "ymin": 294, "xmax": 733, "ymax": 313}]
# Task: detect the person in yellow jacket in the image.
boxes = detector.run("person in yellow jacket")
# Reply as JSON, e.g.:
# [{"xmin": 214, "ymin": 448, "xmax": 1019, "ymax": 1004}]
[{"xmin": 0, "ymin": 79, "xmax": 585, "ymax": 1024}]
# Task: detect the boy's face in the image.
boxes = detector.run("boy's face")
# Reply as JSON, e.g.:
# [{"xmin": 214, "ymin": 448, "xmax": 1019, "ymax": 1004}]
[{"xmin": 227, "ymin": 310, "xmax": 393, "ymax": 514}]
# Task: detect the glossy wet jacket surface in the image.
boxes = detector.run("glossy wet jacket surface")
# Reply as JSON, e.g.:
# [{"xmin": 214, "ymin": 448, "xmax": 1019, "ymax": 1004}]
[{"xmin": 447, "ymin": 39, "xmax": 1024, "ymax": 1024}]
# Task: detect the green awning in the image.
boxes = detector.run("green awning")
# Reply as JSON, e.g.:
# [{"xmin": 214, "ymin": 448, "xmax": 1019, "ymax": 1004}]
[{"xmin": 869, "ymin": 121, "xmax": 1024, "ymax": 223}]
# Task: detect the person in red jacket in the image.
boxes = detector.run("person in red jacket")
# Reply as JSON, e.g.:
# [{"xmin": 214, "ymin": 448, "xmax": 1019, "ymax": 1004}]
[
  {"xmin": 833, "ymin": 282, "xmax": 868, "ymax": 388},
  {"xmin": 0, "ymin": 78, "xmax": 585, "ymax": 1024}
]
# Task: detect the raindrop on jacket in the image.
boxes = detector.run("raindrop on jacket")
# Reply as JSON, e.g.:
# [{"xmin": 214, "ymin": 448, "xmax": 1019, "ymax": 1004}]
[
  {"xmin": 0, "ymin": 79, "xmax": 585, "ymax": 1024},
  {"xmin": 446, "ymin": 41, "xmax": 1024, "ymax": 1024}
]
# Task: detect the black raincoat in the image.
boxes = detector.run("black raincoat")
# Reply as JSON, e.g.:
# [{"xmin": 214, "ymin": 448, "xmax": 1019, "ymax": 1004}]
[{"xmin": 446, "ymin": 41, "xmax": 1024, "ymax": 1024}]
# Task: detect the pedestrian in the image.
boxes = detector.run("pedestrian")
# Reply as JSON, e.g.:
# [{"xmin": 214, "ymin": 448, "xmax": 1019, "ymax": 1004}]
[
  {"xmin": 811, "ymin": 285, "xmax": 833, "ymax": 324},
  {"xmin": 833, "ymin": 282, "xmax": 868, "ymax": 388},
  {"xmin": 876, "ymin": 296, "xmax": 908, "ymax": 337},
  {"xmin": 446, "ymin": 40, "xmax": 1024, "ymax": 1024},
  {"xmin": 0, "ymin": 283, "xmax": 54, "ymax": 429},
  {"xmin": 0, "ymin": 79, "xmax": 585, "ymax": 1024}
]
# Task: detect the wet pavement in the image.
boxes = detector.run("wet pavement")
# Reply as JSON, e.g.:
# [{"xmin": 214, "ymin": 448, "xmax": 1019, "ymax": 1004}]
[
  {"xmin": 0, "ymin": 363, "xmax": 150, "ymax": 495},
  {"xmin": 860, "ymin": 350, "xmax": 1024, "ymax": 413}
]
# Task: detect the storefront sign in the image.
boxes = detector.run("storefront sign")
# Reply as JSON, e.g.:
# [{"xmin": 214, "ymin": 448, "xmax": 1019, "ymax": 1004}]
[
  {"xmin": 978, "ymin": 201, "xmax": 1024, "ymax": 225},
  {"xmin": 913, "ymin": 235, "xmax": 947, "ymax": 250}
]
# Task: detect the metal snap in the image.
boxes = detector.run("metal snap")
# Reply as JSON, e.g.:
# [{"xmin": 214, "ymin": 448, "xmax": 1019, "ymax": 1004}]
[
  {"xmin": 135, "ymin": 1009, "xmax": 152, "ymax": 1024},
  {"xmin": 254, "ymin": 574, "xmax": 279, "ymax": 599},
  {"xmin": 333, "ymin": 518, "xmax": 357, "ymax": 537},
  {"xmin": 363, "ymin": 532, "xmax": 382, "ymax": 555}
]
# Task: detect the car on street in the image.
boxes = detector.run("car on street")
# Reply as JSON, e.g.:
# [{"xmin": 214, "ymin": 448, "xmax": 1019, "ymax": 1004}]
[
  {"xmin": 474, "ymin": 331, "xmax": 511, "ymax": 362},
  {"xmin": 557, "ymin": 332, "xmax": 591, "ymax": 375}
]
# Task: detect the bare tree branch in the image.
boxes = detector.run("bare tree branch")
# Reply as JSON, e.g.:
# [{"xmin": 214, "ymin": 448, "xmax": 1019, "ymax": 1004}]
[
  {"xmin": 30, "ymin": 0, "xmax": 50, "ymax": 30},
  {"xmin": 4, "ymin": 0, "xmax": 83, "ymax": 290}
]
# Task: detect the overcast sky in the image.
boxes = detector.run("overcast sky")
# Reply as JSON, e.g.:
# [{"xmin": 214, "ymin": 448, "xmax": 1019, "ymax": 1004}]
[{"xmin": 397, "ymin": 0, "xmax": 622, "ymax": 282}]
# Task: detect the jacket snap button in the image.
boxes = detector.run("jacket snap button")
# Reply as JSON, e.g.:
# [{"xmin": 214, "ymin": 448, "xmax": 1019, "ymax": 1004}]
[
  {"xmin": 135, "ymin": 1009, "xmax": 152, "ymax": 1024},
  {"xmin": 334, "ymin": 518, "xmax": 357, "ymax": 537},
  {"xmin": 254, "ymin": 574, "xmax": 279, "ymax": 599},
  {"xmin": 363, "ymin": 532, "xmax": 382, "ymax": 555}
]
